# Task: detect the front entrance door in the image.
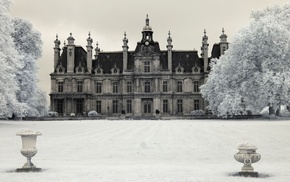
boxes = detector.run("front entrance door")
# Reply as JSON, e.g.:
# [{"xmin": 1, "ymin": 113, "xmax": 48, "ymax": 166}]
[{"xmin": 142, "ymin": 98, "xmax": 153, "ymax": 116}]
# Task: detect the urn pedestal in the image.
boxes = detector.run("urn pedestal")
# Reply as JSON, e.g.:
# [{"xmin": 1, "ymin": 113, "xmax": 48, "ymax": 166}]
[
  {"xmin": 16, "ymin": 130, "xmax": 42, "ymax": 172},
  {"xmin": 234, "ymin": 144, "xmax": 261, "ymax": 177}
]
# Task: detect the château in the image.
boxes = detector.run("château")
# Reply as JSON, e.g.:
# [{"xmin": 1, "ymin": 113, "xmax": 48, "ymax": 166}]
[{"xmin": 50, "ymin": 15, "xmax": 228, "ymax": 117}]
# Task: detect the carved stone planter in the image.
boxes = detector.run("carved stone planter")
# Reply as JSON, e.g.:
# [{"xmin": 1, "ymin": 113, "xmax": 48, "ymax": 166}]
[
  {"xmin": 16, "ymin": 130, "xmax": 42, "ymax": 172},
  {"xmin": 234, "ymin": 143, "xmax": 261, "ymax": 177}
]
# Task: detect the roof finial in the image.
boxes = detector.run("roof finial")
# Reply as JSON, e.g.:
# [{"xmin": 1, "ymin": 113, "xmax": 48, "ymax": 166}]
[
  {"xmin": 168, "ymin": 31, "xmax": 171, "ymax": 37},
  {"xmin": 146, "ymin": 14, "xmax": 149, "ymax": 26},
  {"xmin": 96, "ymin": 42, "xmax": 99, "ymax": 48},
  {"xmin": 56, "ymin": 34, "xmax": 58, "ymax": 40},
  {"xmin": 88, "ymin": 31, "xmax": 91, "ymax": 38},
  {"xmin": 204, "ymin": 29, "xmax": 206, "ymax": 35},
  {"xmin": 70, "ymin": 32, "xmax": 72, "ymax": 37},
  {"xmin": 222, "ymin": 28, "xmax": 225, "ymax": 34},
  {"xmin": 124, "ymin": 31, "xmax": 127, "ymax": 38}
]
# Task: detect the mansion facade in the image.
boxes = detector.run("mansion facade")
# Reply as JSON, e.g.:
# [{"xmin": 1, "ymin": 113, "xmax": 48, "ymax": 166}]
[{"xmin": 50, "ymin": 15, "xmax": 228, "ymax": 117}]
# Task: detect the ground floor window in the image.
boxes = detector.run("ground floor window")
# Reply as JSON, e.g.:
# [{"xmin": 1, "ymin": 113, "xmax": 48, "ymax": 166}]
[
  {"xmin": 163, "ymin": 100, "xmax": 168, "ymax": 113},
  {"xmin": 96, "ymin": 101, "xmax": 101, "ymax": 114},
  {"xmin": 76, "ymin": 99, "xmax": 83, "ymax": 114},
  {"xmin": 144, "ymin": 101, "xmax": 151, "ymax": 113},
  {"xmin": 113, "ymin": 100, "xmax": 118, "ymax": 113},
  {"xmin": 127, "ymin": 100, "xmax": 132, "ymax": 113},
  {"xmin": 57, "ymin": 99, "xmax": 64, "ymax": 114},
  {"xmin": 177, "ymin": 99, "xmax": 183, "ymax": 113},
  {"xmin": 194, "ymin": 99, "xmax": 200, "ymax": 110}
]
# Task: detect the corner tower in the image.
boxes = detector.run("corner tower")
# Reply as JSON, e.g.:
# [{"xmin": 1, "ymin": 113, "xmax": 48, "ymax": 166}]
[
  {"xmin": 219, "ymin": 28, "xmax": 228, "ymax": 55},
  {"xmin": 201, "ymin": 29, "xmax": 209, "ymax": 72},
  {"xmin": 67, "ymin": 33, "xmax": 75, "ymax": 73},
  {"xmin": 54, "ymin": 34, "xmax": 61, "ymax": 69}
]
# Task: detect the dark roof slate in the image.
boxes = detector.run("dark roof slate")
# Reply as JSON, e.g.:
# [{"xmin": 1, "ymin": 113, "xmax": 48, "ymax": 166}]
[
  {"xmin": 56, "ymin": 46, "xmax": 88, "ymax": 73},
  {"xmin": 211, "ymin": 43, "xmax": 221, "ymax": 59},
  {"xmin": 171, "ymin": 51, "xmax": 202, "ymax": 72}
]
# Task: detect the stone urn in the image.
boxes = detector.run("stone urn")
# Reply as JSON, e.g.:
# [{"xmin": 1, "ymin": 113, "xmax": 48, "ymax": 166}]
[
  {"xmin": 234, "ymin": 143, "xmax": 261, "ymax": 177},
  {"xmin": 16, "ymin": 130, "xmax": 42, "ymax": 172}
]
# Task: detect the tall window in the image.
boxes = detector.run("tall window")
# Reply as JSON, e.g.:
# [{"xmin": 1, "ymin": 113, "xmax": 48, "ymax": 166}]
[
  {"xmin": 163, "ymin": 100, "xmax": 168, "ymax": 113},
  {"xmin": 163, "ymin": 81, "xmax": 168, "ymax": 92},
  {"xmin": 144, "ymin": 61, "xmax": 150, "ymax": 72},
  {"xmin": 127, "ymin": 100, "xmax": 132, "ymax": 113},
  {"xmin": 57, "ymin": 99, "xmax": 63, "ymax": 114},
  {"xmin": 177, "ymin": 99, "xmax": 183, "ymax": 113},
  {"xmin": 113, "ymin": 82, "xmax": 118, "ymax": 93},
  {"xmin": 58, "ymin": 81, "xmax": 63, "ymax": 92},
  {"xmin": 96, "ymin": 101, "xmax": 101, "ymax": 113},
  {"xmin": 194, "ymin": 99, "xmax": 200, "ymax": 110},
  {"xmin": 127, "ymin": 82, "xmax": 132, "ymax": 93},
  {"xmin": 193, "ymin": 81, "xmax": 200, "ymax": 92},
  {"xmin": 77, "ymin": 81, "xmax": 83, "ymax": 92},
  {"xmin": 95, "ymin": 82, "xmax": 102, "ymax": 93},
  {"xmin": 144, "ymin": 80, "xmax": 151, "ymax": 93},
  {"xmin": 113, "ymin": 100, "xmax": 118, "ymax": 113},
  {"xmin": 144, "ymin": 101, "xmax": 151, "ymax": 113},
  {"xmin": 177, "ymin": 81, "xmax": 182, "ymax": 92},
  {"xmin": 76, "ymin": 99, "xmax": 83, "ymax": 114}
]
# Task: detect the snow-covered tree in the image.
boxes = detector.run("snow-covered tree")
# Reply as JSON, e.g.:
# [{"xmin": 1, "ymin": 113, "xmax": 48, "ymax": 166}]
[
  {"xmin": 0, "ymin": 0, "xmax": 24, "ymax": 118},
  {"xmin": 201, "ymin": 4, "xmax": 290, "ymax": 116},
  {"xmin": 12, "ymin": 18, "xmax": 46, "ymax": 117},
  {"xmin": 0, "ymin": 0, "xmax": 47, "ymax": 118}
]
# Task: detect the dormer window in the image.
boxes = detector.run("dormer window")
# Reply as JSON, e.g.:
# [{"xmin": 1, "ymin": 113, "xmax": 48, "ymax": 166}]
[
  {"xmin": 56, "ymin": 65, "xmax": 65, "ymax": 74},
  {"xmin": 111, "ymin": 66, "xmax": 120, "ymax": 75},
  {"xmin": 94, "ymin": 65, "xmax": 103, "ymax": 75},
  {"xmin": 75, "ymin": 65, "xmax": 85, "ymax": 74},
  {"xmin": 192, "ymin": 66, "xmax": 200, "ymax": 74},
  {"xmin": 175, "ymin": 65, "xmax": 184, "ymax": 74}
]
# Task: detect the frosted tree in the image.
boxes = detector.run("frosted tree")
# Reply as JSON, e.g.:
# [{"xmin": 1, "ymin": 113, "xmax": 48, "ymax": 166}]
[
  {"xmin": 0, "ymin": 0, "xmax": 25, "ymax": 118},
  {"xmin": 0, "ymin": 0, "xmax": 46, "ymax": 118},
  {"xmin": 12, "ymin": 18, "xmax": 46, "ymax": 117},
  {"xmin": 201, "ymin": 4, "xmax": 290, "ymax": 116}
]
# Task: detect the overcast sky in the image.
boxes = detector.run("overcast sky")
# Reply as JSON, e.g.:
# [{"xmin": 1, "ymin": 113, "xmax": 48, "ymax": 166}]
[{"xmin": 9, "ymin": 0, "xmax": 289, "ymax": 103}]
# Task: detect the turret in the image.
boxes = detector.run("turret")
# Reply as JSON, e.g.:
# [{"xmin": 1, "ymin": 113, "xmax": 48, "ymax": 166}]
[
  {"xmin": 167, "ymin": 31, "xmax": 173, "ymax": 72},
  {"xmin": 86, "ymin": 32, "xmax": 93, "ymax": 73},
  {"xmin": 67, "ymin": 33, "xmax": 75, "ymax": 73},
  {"xmin": 201, "ymin": 29, "xmax": 209, "ymax": 72},
  {"xmin": 219, "ymin": 28, "xmax": 229, "ymax": 55},
  {"xmin": 94, "ymin": 42, "xmax": 100, "ymax": 59},
  {"xmin": 122, "ymin": 32, "xmax": 129, "ymax": 72},
  {"xmin": 53, "ymin": 34, "xmax": 61, "ymax": 69}
]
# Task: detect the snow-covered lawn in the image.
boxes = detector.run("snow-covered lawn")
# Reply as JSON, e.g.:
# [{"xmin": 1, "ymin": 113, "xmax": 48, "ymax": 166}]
[{"xmin": 0, "ymin": 120, "xmax": 290, "ymax": 182}]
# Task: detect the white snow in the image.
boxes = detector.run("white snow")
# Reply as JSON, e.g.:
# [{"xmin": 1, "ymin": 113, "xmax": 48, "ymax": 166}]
[{"xmin": 0, "ymin": 120, "xmax": 290, "ymax": 182}]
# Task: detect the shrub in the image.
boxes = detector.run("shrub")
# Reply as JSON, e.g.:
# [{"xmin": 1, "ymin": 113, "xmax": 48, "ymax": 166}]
[
  {"xmin": 88, "ymin": 110, "xmax": 98, "ymax": 116},
  {"xmin": 190, "ymin": 110, "xmax": 205, "ymax": 116},
  {"xmin": 47, "ymin": 111, "xmax": 58, "ymax": 117}
]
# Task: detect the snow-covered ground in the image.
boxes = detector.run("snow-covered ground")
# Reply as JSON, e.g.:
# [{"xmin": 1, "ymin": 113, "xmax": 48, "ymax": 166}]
[{"xmin": 0, "ymin": 120, "xmax": 290, "ymax": 182}]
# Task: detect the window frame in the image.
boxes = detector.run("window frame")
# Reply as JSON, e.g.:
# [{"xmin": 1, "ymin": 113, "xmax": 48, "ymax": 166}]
[
  {"xmin": 113, "ymin": 100, "xmax": 118, "ymax": 113},
  {"xmin": 58, "ymin": 81, "xmax": 63, "ymax": 93},
  {"xmin": 113, "ymin": 81, "xmax": 118, "ymax": 93},
  {"xmin": 163, "ymin": 81, "xmax": 168, "ymax": 92},
  {"xmin": 127, "ymin": 100, "xmax": 132, "ymax": 113},
  {"xmin": 177, "ymin": 81, "xmax": 183, "ymax": 92},
  {"xmin": 163, "ymin": 99, "xmax": 168, "ymax": 113},
  {"xmin": 77, "ymin": 81, "xmax": 83, "ymax": 93},
  {"xmin": 144, "ymin": 80, "xmax": 151, "ymax": 93},
  {"xmin": 177, "ymin": 99, "xmax": 183, "ymax": 113},
  {"xmin": 193, "ymin": 81, "xmax": 200, "ymax": 92},
  {"xmin": 144, "ymin": 61, "xmax": 150, "ymax": 72}
]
